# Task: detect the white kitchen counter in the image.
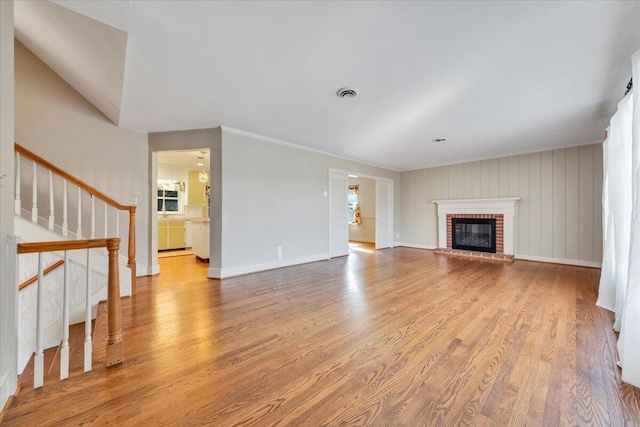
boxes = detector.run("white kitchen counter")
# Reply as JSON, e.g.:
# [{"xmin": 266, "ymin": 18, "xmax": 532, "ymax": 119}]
[{"xmin": 191, "ymin": 220, "xmax": 209, "ymax": 262}]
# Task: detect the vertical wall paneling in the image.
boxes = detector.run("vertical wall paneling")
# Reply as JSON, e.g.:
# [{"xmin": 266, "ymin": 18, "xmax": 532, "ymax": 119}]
[
  {"xmin": 440, "ymin": 166, "xmax": 449, "ymax": 198},
  {"xmin": 399, "ymin": 172, "xmax": 411, "ymax": 242},
  {"xmin": 529, "ymin": 152, "xmax": 542, "ymax": 256},
  {"xmin": 499, "ymin": 157, "xmax": 510, "ymax": 197},
  {"xmin": 398, "ymin": 144, "xmax": 603, "ymax": 263},
  {"xmin": 508, "ymin": 155, "xmax": 520, "ymax": 249},
  {"xmin": 540, "ymin": 151, "xmax": 554, "ymax": 257},
  {"xmin": 416, "ymin": 170, "xmax": 429, "ymax": 245},
  {"xmin": 579, "ymin": 145, "xmax": 594, "ymax": 261},
  {"xmin": 593, "ymin": 143, "xmax": 603, "ymax": 261},
  {"xmin": 564, "ymin": 147, "xmax": 580, "ymax": 259},
  {"xmin": 448, "ymin": 165, "xmax": 458, "ymax": 199},
  {"xmin": 489, "ymin": 159, "xmax": 500, "ymax": 197},
  {"xmin": 434, "ymin": 166, "xmax": 443, "ymax": 201},
  {"xmin": 472, "ymin": 161, "xmax": 482, "ymax": 198},
  {"xmin": 427, "ymin": 168, "xmax": 437, "ymax": 246},
  {"xmin": 518, "ymin": 154, "xmax": 530, "ymax": 254},
  {"xmin": 552, "ymin": 149, "xmax": 566, "ymax": 258},
  {"xmin": 407, "ymin": 171, "xmax": 418, "ymax": 244},
  {"xmin": 480, "ymin": 160, "xmax": 491, "ymax": 197},
  {"xmin": 508, "ymin": 156, "xmax": 519, "ymax": 197},
  {"xmin": 463, "ymin": 163, "xmax": 473, "ymax": 199},
  {"xmin": 456, "ymin": 164, "xmax": 464, "ymax": 199}
]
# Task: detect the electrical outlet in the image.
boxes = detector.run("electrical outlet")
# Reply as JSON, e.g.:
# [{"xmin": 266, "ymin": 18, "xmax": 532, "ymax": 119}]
[
  {"xmin": 128, "ymin": 197, "xmax": 138, "ymax": 206},
  {"xmin": 277, "ymin": 246, "xmax": 283, "ymax": 260},
  {"xmin": 396, "ymin": 233, "xmax": 400, "ymax": 239}
]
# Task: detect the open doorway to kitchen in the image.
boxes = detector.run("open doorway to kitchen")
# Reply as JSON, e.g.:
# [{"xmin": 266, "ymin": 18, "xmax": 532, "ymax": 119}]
[{"xmin": 154, "ymin": 149, "xmax": 210, "ymax": 274}]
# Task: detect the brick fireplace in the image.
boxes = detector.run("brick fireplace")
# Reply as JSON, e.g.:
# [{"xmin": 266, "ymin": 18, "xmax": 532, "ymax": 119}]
[
  {"xmin": 433, "ymin": 198, "xmax": 519, "ymax": 260},
  {"xmin": 447, "ymin": 214, "xmax": 504, "ymax": 253}
]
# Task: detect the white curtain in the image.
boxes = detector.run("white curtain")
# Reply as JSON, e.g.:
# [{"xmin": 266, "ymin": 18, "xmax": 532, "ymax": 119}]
[{"xmin": 597, "ymin": 50, "xmax": 640, "ymax": 387}]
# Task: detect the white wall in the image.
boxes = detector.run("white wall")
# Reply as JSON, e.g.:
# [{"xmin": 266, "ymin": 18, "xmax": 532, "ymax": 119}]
[
  {"xmin": 348, "ymin": 177, "xmax": 376, "ymax": 243},
  {"xmin": 399, "ymin": 144, "xmax": 603, "ymax": 266},
  {"xmin": 0, "ymin": 0, "xmax": 17, "ymax": 410},
  {"xmin": 217, "ymin": 128, "xmax": 399, "ymax": 277},
  {"xmin": 14, "ymin": 40, "xmax": 151, "ymax": 274},
  {"xmin": 158, "ymin": 163, "xmax": 188, "ymax": 183}
]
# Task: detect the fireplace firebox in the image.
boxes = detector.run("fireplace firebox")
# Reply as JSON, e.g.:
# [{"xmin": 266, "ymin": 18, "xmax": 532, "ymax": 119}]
[{"xmin": 451, "ymin": 218, "xmax": 497, "ymax": 253}]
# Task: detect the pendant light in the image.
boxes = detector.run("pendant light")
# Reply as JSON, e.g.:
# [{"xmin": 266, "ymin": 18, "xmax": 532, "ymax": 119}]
[{"xmin": 198, "ymin": 151, "xmax": 208, "ymax": 183}]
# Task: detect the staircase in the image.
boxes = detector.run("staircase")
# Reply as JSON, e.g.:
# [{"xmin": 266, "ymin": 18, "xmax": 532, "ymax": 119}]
[{"xmin": 6, "ymin": 142, "xmax": 133, "ymax": 394}]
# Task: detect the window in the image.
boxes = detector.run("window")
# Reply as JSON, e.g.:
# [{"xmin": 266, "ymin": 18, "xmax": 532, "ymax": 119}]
[
  {"xmin": 158, "ymin": 190, "xmax": 180, "ymax": 213},
  {"xmin": 348, "ymin": 185, "xmax": 361, "ymax": 224}
]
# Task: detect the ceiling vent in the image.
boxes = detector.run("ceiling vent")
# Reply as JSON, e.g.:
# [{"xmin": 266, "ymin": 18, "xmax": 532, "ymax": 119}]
[{"xmin": 336, "ymin": 87, "xmax": 359, "ymax": 99}]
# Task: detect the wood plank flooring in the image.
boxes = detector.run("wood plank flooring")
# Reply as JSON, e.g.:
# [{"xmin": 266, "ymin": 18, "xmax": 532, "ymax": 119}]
[{"xmin": 3, "ymin": 247, "xmax": 640, "ymax": 426}]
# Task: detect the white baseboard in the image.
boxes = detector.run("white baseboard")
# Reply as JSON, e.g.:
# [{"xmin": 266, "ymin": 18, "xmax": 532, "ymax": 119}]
[
  {"xmin": 208, "ymin": 252, "xmax": 330, "ymax": 279},
  {"xmin": 514, "ymin": 254, "xmax": 601, "ymax": 268},
  {"xmin": 141, "ymin": 264, "xmax": 160, "ymax": 276},
  {"xmin": 396, "ymin": 243, "xmax": 437, "ymax": 250}
]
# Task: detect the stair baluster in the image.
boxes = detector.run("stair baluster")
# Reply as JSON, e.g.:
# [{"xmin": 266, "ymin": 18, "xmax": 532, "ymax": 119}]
[
  {"xmin": 34, "ymin": 254, "xmax": 44, "ymax": 388},
  {"xmin": 90, "ymin": 195, "xmax": 96, "ymax": 239},
  {"xmin": 76, "ymin": 187, "xmax": 82, "ymax": 238},
  {"xmin": 84, "ymin": 248, "xmax": 93, "ymax": 372},
  {"xmin": 104, "ymin": 202, "xmax": 108, "ymax": 238},
  {"xmin": 62, "ymin": 179, "xmax": 68, "ymax": 238},
  {"xmin": 48, "ymin": 170, "xmax": 55, "ymax": 231},
  {"xmin": 31, "ymin": 160, "xmax": 38, "ymax": 224},
  {"xmin": 14, "ymin": 152, "xmax": 20, "ymax": 215},
  {"xmin": 60, "ymin": 251, "xmax": 70, "ymax": 380}
]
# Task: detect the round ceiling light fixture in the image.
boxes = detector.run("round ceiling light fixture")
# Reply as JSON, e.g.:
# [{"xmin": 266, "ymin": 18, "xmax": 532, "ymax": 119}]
[
  {"xmin": 336, "ymin": 87, "xmax": 359, "ymax": 99},
  {"xmin": 432, "ymin": 137, "xmax": 448, "ymax": 143}
]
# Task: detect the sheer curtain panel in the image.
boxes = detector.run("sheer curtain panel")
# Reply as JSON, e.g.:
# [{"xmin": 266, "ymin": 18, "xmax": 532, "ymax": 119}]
[{"xmin": 597, "ymin": 49, "xmax": 640, "ymax": 387}]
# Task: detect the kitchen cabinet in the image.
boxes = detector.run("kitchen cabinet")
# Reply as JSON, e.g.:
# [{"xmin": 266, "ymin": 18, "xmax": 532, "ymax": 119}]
[
  {"xmin": 185, "ymin": 220, "xmax": 193, "ymax": 248},
  {"xmin": 191, "ymin": 219, "xmax": 210, "ymax": 261},
  {"xmin": 158, "ymin": 219, "xmax": 185, "ymax": 250},
  {"xmin": 188, "ymin": 170, "xmax": 206, "ymax": 206}
]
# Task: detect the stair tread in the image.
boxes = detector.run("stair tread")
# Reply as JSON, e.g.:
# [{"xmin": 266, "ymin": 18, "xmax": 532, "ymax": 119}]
[
  {"xmin": 48, "ymin": 322, "xmax": 91, "ymax": 376},
  {"xmin": 19, "ymin": 301, "xmax": 110, "ymax": 391},
  {"xmin": 92, "ymin": 300, "xmax": 109, "ymax": 368},
  {"xmin": 18, "ymin": 347, "xmax": 57, "ymax": 390}
]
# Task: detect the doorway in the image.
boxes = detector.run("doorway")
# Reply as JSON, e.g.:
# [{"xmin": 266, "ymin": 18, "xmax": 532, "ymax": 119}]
[
  {"xmin": 328, "ymin": 169, "xmax": 393, "ymax": 258},
  {"xmin": 154, "ymin": 148, "xmax": 211, "ymax": 273}
]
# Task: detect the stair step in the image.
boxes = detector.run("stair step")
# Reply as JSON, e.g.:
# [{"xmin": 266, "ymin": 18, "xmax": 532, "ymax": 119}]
[
  {"xmin": 18, "ymin": 347, "xmax": 57, "ymax": 390},
  {"xmin": 17, "ymin": 300, "xmax": 109, "ymax": 391},
  {"xmin": 92, "ymin": 300, "xmax": 109, "ymax": 368},
  {"xmin": 48, "ymin": 323, "xmax": 90, "ymax": 376}
]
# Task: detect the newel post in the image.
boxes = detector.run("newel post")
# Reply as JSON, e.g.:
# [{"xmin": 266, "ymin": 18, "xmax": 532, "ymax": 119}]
[
  {"xmin": 106, "ymin": 237, "xmax": 123, "ymax": 367},
  {"xmin": 127, "ymin": 206, "xmax": 136, "ymax": 295}
]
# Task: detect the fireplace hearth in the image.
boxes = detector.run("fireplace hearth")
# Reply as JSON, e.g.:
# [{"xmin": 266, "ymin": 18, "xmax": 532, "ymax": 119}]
[{"xmin": 452, "ymin": 218, "xmax": 496, "ymax": 253}]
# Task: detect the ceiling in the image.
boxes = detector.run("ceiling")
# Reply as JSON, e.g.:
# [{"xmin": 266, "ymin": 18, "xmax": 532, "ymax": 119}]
[
  {"xmin": 14, "ymin": 0, "xmax": 128, "ymax": 126},
  {"xmin": 19, "ymin": 1, "xmax": 640, "ymax": 170}
]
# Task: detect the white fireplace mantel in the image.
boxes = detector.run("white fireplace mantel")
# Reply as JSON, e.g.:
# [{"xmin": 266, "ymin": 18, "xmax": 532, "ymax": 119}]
[{"xmin": 432, "ymin": 198, "xmax": 520, "ymax": 255}]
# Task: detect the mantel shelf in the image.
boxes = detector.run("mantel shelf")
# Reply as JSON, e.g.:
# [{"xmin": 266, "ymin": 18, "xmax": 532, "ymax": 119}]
[{"xmin": 432, "ymin": 197, "xmax": 520, "ymax": 204}]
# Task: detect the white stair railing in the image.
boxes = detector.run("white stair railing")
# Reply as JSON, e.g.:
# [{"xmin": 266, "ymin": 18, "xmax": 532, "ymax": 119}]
[
  {"xmin": 14, "ymin": 142, "xmax": 137, "ymax": 294},
  {"xmin": 11, "ymin": 238, "xmax": 124, "ymax": 389}
]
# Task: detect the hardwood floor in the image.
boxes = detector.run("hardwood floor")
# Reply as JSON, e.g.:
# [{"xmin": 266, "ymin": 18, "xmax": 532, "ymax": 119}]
[{"xmin": 3, "ymin": 248, "xmax": 640, "ymax": 426}]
